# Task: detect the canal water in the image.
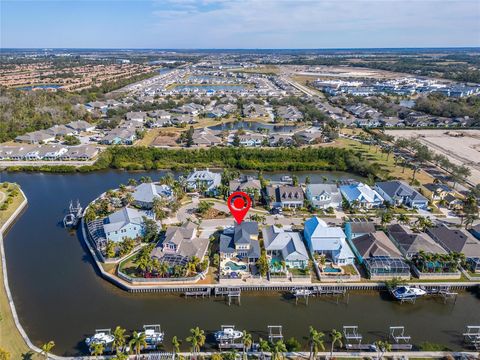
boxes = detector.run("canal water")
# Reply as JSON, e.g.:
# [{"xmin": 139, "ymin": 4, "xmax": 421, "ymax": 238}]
[{"xmin": 1, "ymin": 171, "xmax": 479, "ymax": 356}]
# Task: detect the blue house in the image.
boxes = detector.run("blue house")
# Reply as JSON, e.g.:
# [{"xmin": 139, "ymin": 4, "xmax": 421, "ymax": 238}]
[
  {"xmin": 304, "ymin": 217, "xmax": 355, "ymax": 265},
  {"xmin": 339, "ymin": 183, "xmax": 384, "ymax": 209},
  {"xmin": 103, "ymin": 207, "xmax": 152, "ymax": 243}
]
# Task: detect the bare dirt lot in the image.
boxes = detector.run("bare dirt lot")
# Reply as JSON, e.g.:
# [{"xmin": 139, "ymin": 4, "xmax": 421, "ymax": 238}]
[
  {"xmin": 386, "ymin": 129, "xmax": 480, "ymax": 185},
  {"xmin": 290, "ymin": 65, "xmax": 413, "ymax": 80}
]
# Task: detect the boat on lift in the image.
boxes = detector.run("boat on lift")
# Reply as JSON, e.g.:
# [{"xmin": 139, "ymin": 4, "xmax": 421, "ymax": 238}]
[
  {"xmin": 85, "ymin": 329, "xmax": 114, "ymax": 353},
  {"xmin": 391, "ymin": 286, "xmax": 427, "ymax": 301},
  {"xmin": 140, "ymin": 324, "xmax": 165, "ymax": 349},
  {"xmin": 214, "ymin": 326, "xmax": 243, "ymax": 343}
]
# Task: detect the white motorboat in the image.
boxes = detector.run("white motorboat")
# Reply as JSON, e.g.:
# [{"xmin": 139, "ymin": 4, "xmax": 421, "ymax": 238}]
[
  {"xmin": 141, "ymin": 325, "xmax": 165, "ymax": 349},
  {"xmin": 85, "ymin": 329, "xmax": 114, "ymax": 352},
  {"xmin": 391, "ymin": 286, "xmax": 427, "ymax": 301},
  {"xmin": 214, "ymin": 327, "xmax": 243, "ymax": 342}
]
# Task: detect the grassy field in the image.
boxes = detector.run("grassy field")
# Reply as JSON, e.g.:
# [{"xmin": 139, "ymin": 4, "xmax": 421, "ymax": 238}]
[
  {"xmin": 0, "ymin": 183, "xmax": 25, "ymax": 229},
  {"xmin": 329, "ymin": 137, "xmax": 434, "ymax": 185}
]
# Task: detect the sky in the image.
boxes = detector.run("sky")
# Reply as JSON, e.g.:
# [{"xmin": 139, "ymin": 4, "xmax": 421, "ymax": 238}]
[{"xmin": 1, "ymin": 0, "xmax": 480, "ymax": 49}]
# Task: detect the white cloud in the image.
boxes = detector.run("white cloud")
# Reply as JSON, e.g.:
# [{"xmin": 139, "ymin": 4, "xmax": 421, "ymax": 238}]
[{"xmin": 149, "ymin": 0, "xmax": 480, "ymax": 48}]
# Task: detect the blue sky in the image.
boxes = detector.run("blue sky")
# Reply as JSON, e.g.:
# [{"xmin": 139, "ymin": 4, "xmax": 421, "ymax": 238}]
[{"xmin": 1, "ymin": 0, "xmax": 479, "ymax": 48}]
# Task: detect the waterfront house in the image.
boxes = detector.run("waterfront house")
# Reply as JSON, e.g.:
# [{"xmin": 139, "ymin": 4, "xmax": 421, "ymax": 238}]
[
  {"xmin": 304, "ymin": 217, "xmax": 355, "ymax": 265},
  {"xmin": 60, "ymin": 145, "xmax": 99, "ymax": 161},
  {"xmin": 266, "ymin": 185, "xmax": 304, "ymax": 209},
  {"xmin": 235, "ymin": 132, "xmax": 265, "ymax": 147},
  {"xmin": 243, "ymin": 103, "xmax": 268, "ymax": 117},
  {"xmin": 219, "ymin": 222, "xmax": 260, "ymax": 264},
  {"xmin": 186, "ymin": 169, "xmax": 222, "ymax": 195},
  {"xmin": 151, "ymin": 221, "xmax": 208, "ymax": 266},
  {"xmin": 132, "ymin": 183, "xmax": 174, "ymax": 209},
  {"xmin": 295, "ymin": 128, "xmax": 325, "ymax": 144},
  {"xmin": 387, "ymin": 224, "xmax": 447, "ymax": 259},
  {"xmin": 229, "ymin": 176, "xmax": 262, "ymax": 194},
  {"xmin": 268, "ymin": 134, "xmax": 294, "ymax": 147},
  {"xmin": 262, "ymin": 225, "xmax": 309, "ymax": 269},
  {"xmin": 375, "ymin": 181, "xmax": 428, "ymax": 209},
  {"xmin": 305, "ymin": 184, "xmax": 342, "ymax": 210},
  {"xmin": 192, "ymin": 128, "xmax": 222, "ymax": 147},
  {"xmin": 100, "ymin": 128, "xmax": 137, "ymax": 145},
  {"xmin": 426, "ymin": 223, "xmax": 480, "ymax": 272},
  {"xmin": 276, "ymin": 105, "xmax": 303, "ymax": 122},
  {"xmin": 103, "ymin": 207, "xmax": 150, "ymax": 243},
  {"xmin": 350, "ymin": 231, "xmax": 410, "ymax": 280},
  {"xmin": 340, "ymin": 183, "xmax": 384, "ymax": 209}
]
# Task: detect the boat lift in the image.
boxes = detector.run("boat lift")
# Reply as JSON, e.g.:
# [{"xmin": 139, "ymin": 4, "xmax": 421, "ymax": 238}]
[
  {"xmin": 267, "ymin": 325, "xmax": 283, "ymax": 343},
  {"xmin": 463, "ymin": 326, "xmax": 480, "ymax": 350},
  {"xmin": 389, "ymin": 326, "xmax": 413, "ymax": 350},
  {"xmin": 343, "ymin": 326, "xmax": 376, "ymax": 351},
  {"xmin": 217, "ymin": 325, "xmax": 243, "ymax": 350}
]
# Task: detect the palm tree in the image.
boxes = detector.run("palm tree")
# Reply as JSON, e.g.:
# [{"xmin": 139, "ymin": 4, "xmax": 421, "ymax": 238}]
[
  {"xmin": 329, "ymin": 329, "xmax": 343, "ymax": 358},
  {"xmin": 258, "ymin": 337, "xmax": 271, "ymax": 360},
  {"xmin": 375, "ymin": 340, "xmax": 391, "ymax": 359},
  {"xmin": 186, "ymin": 327, "xmax": 206, "ymax": 355},
  {"xmin": 112, "ymin": 326, "xmax": 127, "ymax": 353},
  {"xmin": 129, "ymin": 331, "xmax": 147, "ymax": 357},
  {"xmin": 172, "ymin": 336, "xmax": 181, "ymax": 358},
  {"xmin": 271, "ymin": 339, "xmax": 287, "ymax": 360},
  {"xmin": 397, "ymin": 213, "xmax": 409, "ymax": 225},
  {"xmin": 113, "ymin": 350, "xmax": 129, "ymax": 360},
  {"xmin": 242, "ymin": 331, "xmax": 253, "ymax": 359},
  {"xmin": 308, "ymin": 326, "xmax": 325, "ymax": 360},
  {"xmin": 40, "ymin": 341, "xmax": 55, "ymax": 359},
  {"xmin": 91, "ymin": 342, "xmax": 104, "ymax": 359}
]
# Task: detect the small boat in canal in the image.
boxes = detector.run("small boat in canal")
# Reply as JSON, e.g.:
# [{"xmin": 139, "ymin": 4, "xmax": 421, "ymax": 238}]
[
  {"xmin": 63, "ymin": 200, "xmax": 83, "ymax": 228},
  {"xmin": 391, "ymin": 286, "xmax": 427, "ymax": 301},
  {"xmin": 214, "ymin": 325, "xmax": 243, "ymax": 343},
  {"xmin": 140, "ymin": 324, "xmax": 165, "ymax": 349},
  {"xmin": 85, "ymin": 329, "xmax": 114, "ymax": 353}
]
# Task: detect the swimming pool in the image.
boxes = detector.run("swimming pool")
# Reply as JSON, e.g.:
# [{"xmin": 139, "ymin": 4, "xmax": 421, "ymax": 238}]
[
  {"xmin": 225, "ymin": 261, "xmax": 247, "ymax": 271},
  {"xmin": 323, "ymin": 266, "xmax": 342, "ymax": 273}
]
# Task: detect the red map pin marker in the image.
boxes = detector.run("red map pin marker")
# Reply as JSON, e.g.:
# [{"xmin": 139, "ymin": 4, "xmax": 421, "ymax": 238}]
[{"xmin": 227, "ymin": 191, "xmax": 252, "ymax": 224}]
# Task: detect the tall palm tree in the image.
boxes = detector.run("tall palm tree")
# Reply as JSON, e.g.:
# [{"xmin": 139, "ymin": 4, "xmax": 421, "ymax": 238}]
[
  {"xmin": 308, "ymin": 326, "xmax": 325, "ymax": 360},
  {"xmin": 242, "ymin": 331, "xmax": 253, "ymax": 359},
  {"xmin": 186, "ymin": 327, "xmax": 206, "ymax": 355},
  {"xmin": 172, "ymin": 336, "xmax": 181, "ymax": 358},
  {"xmin": 91, "ymin": 342, "xmax": 104, "ymax": 359},
  {"xmin": 112, "ymin": 326, "xmax": 127, "ymax": 353},
  {"xmin": 329, "ymin": 329, "xmax": 343, "ymax": 358},
  {"xmin": 129, "ymin": 331, "xmax": 147, "ymax": 357},
  {"xmin": 271, "ymin": 340, "xmax": 287, "ymax": 360},
  {"xmin": 41, "ymin": 341, "xmax": 55, "ymax": 359}
]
